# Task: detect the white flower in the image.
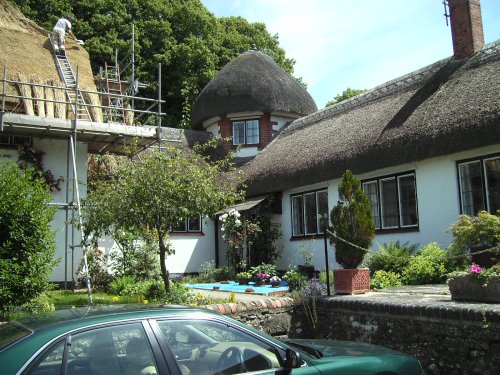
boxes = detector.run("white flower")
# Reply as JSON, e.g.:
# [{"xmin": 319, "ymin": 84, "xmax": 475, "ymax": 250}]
[
  {"xmin": 221, "ymin": 227, "xmax": 225, "ymax": 232},
  {"xmin": 235, "ymin": 219, "xmax": 241, "ymax": 226},
  {"xmin": 220, "ymin": 213, "xmax": 228, "ymax": 221},
  {"xmin": 234, "ymin": 211, "xmax": 241, "ymax": 218}
]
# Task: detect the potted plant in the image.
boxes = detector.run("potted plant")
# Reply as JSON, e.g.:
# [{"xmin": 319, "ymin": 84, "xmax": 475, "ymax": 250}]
[
  {"xmin": 236, "ymin": 271, "xmax": 252, "ymax": 285},
  {"xmin": 254, "ymin": 272, "xmax": 270, "ymax": 286},
  {"xmin": 328, "ymin": 170, "xmax": 375, "ymax": 294},
  {"xmin": 297, "ymin": 244, "xmax": 315, "ymax": 279},
  {"xmin": 269, "ymin": 275, "xmax": 281, "ymax": 288},
  {"xmin": 447, "ymin": 263, "xmax": 500, "ymax": 303}
]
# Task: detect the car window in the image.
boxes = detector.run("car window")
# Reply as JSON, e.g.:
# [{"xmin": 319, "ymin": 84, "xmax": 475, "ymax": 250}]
[
  {"xmin": 156, "ymin": 319, "xmax": 282, "ymax": 375},
  {"xmin": 27, "ymin": 323, "xmax": 158, "ymax": 375}
]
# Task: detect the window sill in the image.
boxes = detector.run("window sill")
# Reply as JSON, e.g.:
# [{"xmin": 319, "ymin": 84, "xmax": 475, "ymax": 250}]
[
  {"xmin": 169, "ymin": 232, "xmax": 205, "ymax": 237},
  {"xmin": 375, "ymin": 226, "xmax": 419, "ymax": 234}
]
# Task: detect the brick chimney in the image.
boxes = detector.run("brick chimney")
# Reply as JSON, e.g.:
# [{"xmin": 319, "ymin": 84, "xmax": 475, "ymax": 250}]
[{"xmin": 448, "ymin": 0, "xmax": 484, "ymax": 60}]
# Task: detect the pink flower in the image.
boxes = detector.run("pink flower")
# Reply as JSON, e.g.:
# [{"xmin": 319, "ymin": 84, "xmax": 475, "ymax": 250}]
[{"xmin": 468, "ymin": 263, "xmax": 482, "ymax": 275}]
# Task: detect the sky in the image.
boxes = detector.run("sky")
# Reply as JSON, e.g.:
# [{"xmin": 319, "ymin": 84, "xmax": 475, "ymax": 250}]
[{"xmin": 202, "ymin": 0, "xmax": 500, "ymax": 108}]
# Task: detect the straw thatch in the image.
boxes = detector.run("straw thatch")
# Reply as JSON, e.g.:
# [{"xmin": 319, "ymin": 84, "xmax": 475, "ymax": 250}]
[
  {"xmin": 0, "ymin": 0, "xmax": 96, "ymax": 112},
  {"xmin": 243, "ymin": 40, "xmax": 500, "ymax": 197},
  {"xmin": 45, "ymin": 80, "xmax": 54, "ymax": 118},
  {"xmin": 17, "ymin": 73, "xmax": 34, "ymax": 116},
  {"xmin": 31, "ymin": 77, "xmax": 45, "ymax": 117},
  {"xmin": 83, "ymin": 86, "xmax": 103, "ymax": 123},
  {"xmin": 191, "ymin": 48, "xmax": 317, "ymax": 129}
]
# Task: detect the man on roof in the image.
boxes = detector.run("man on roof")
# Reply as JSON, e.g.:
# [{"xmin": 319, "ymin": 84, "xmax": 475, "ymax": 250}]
[{"xmin": 51, "ymin": 16, "xmax": 75, "ymax": 55}]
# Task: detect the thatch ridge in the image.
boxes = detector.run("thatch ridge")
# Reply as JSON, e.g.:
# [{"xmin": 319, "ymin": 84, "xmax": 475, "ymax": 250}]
[{"xmin": 243, "ymin": 40, "xmax": 500, "ymax": 197}]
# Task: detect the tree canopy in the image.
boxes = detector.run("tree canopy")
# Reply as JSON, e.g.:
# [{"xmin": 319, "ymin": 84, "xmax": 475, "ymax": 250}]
[
  {"xmin": 83, "ymin": 143, "xmax": 245, "ymax": 291},
  {"xmin": 11, "ymin": 0, "xmax": 296, "ymax": 128},
  {"xmin": 325, "ymin": 87, "xmax": 366, "ymax": 107}
]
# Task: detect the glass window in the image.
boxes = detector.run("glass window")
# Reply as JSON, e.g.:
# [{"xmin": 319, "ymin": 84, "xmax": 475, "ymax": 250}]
[
  {"xmin": 362, "ymin": 181, "xmax": 380, "ymax": 229},
  {"xmin": 172, "ymin": 217, "xmax": 202, "ymax": 233},
  {"xmin": 156, "ymin": 319, "xmax": 282, "ymax": 375},
  {"xmin": 398, "ymin": 174, "xmax": 418, "ymax": 227},
  {"xmin": 291, "ymin": 190, "xmax": 328, "ymax": 236},
  {"xmin": 232, "ymin": 121, "xmax": 245, "ymax": 145},
  {"xmin": 291, "ymin": 195, "xmax": 304, "ymax": 236},
  {"xmin": 458, "ymin": 155, "xmax": 500, "ymax": 215},
  {"xmin": 232, "ymin": 119, "xmax": 259, "ymax": 146},
  {"xmin": 29, "ymin": 323, "xmax": 158, "ymax": 375},
  {"xmin": 380, "ymin": 178, "xmax": 398, "ymax": 229},
  {"xmin": 362, "ymin": 172, "xmax": 418, "ymax": 231}
]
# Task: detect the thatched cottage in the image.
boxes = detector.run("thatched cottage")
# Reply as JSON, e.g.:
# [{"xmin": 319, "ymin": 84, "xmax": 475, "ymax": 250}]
[{"xmin": 168, "ymin": 0, "xmax": 499, "ymax": 273}]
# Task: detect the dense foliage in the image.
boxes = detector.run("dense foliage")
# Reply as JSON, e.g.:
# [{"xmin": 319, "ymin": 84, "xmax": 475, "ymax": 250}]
[
  {"xmin": 83, "ymin": 145, "xmax": 244, "ymax": 292},
  {"xmin": 365, "ymin": 240, "xmax": 420, "ymax": 275},
  {"xmin": 325, "ymin": 87, "xmax": 366, "ymax": 107},
  {"xmin": 0, "ymin": 162, "xmax": 57, "ymax": 313},
  {"xmin": 12, "ymin": 0, "xmax": 296, "ymax": 127},
  {"xmin": 328, "ymin": 170, "xmax": 375, "ymax": 269}
]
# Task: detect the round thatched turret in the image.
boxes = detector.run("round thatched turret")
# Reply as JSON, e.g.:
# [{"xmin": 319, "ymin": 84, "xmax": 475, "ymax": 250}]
[{"xmin": 191, "ymin": 47, "xmax": 317, "ymax": 129}]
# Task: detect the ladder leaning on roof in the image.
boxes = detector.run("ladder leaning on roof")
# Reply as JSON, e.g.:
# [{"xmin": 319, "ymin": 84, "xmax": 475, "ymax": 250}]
[
  {"xmin": 49, "ymin": 33, "xmax": 92, "ymax": 121},
  {"xmin": 101, "ymin": 62, "xmax": 125, "ymax": 123}
]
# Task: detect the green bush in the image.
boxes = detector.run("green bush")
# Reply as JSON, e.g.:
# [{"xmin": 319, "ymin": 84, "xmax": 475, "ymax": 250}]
[
  {"xmin": 108, "ymin": 276, "xmax": 137, "ymax": 295},
  {"xmin": 401, "ymin": 243, "xmax": 448, "ymax": 285},
  {"xmin": 371, "ymin": 270, "xmax": 402, "ymax": 289},
  {"xmin": 447, "ymin": 211, "xmax": 500, "ymax": 267},
  {"xmin": 164, "ymin": 282, "xmax": 194, "ymax": 305},
  {"xmin": 283, "ymin": 269, "xmax": 307, "ymax": 291},
  {"xmin": 77, "ymin": 246, "xmax": 113, "ymax": 292},
  {"xmin": 317, "ymin": 270, "xmax": 334, "ymax": 286},
  {"xmin": 0, "ymin": 162, "xmax": 57, "ymax": 313},
  {"xmin": 144, "ymin": 280, "xmax": 167, "ymax": 301},
  {"xmin": 250, "ymin": 263, "xmax": 277, "ymax": 277},
  {"xmin": 212, "ymin": 266, "xmax": 236, "ymax": 281},
  {"xmin": 365, "ymin": 240, "xmax": 419, "ymax": 275}
]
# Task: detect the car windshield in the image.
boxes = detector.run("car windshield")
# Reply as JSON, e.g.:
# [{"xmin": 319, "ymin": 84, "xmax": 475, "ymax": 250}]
[{"xmin": 0, "ymin": 321, "xmax": 32, "ymax": 350}]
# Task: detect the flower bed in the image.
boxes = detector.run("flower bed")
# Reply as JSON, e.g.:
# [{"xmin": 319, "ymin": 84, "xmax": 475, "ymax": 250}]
[{"xmin": 447, "ymin": 263, "xmax": 500, "ymax": 303}]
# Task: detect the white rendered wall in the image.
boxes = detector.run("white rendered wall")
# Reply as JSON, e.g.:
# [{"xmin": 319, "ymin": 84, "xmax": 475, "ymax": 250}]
[
  {"xmin": 277, "ymin": 144, "xmax": 500, "ymax": 272},
  {"xmin": 0, "ymin": 137, "xmax": 88, "ymax": 284}
]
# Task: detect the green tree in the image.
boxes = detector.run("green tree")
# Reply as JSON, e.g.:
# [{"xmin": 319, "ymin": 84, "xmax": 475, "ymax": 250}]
[
  {"xmin": 0, "ymin": 162, "xmax": 57, "ymax": 313},
  {"xmin": 328, "ymin": 170, "xmax": 375, "ymax": 269},
  {"xmin": 325, "ymin": 87, "xmax": 366, "ymax": 107},
  {"xmin": 84, "ymin": 143, "xmax": 244, "ymax": 291},
  {"xmin": 11, "ymin": 0, "xmax": 296, "ymax": 127}
]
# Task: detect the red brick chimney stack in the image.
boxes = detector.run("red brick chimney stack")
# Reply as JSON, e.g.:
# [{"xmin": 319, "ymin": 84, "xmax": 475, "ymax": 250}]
[{"xmin": 448, "ymin": 0, "xmax": 485, "ymax": 60}]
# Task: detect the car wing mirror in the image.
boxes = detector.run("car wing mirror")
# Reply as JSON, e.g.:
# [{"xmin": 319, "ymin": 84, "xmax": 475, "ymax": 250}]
[{"xmin": 284, "ymin": 348, "xmax": 302, "ymax": 369}]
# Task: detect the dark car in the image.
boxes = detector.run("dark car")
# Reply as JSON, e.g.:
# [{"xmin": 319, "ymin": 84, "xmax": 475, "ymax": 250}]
[{"xmin": 0, "ymin": 305, "xmax": 424, "ymax": 375}]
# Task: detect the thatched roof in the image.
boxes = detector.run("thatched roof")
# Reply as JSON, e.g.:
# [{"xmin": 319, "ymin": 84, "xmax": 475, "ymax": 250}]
[
  {"xmin": 0, "ymin": 0, "xmax": 95, "ymax": 103},
  {"xmin": 243, "ymin": 40, "xmax": 500, "ymax": 197},
  {"xmin": 191, "ymin": 48, "xmax": 317, "ymax": 129}
]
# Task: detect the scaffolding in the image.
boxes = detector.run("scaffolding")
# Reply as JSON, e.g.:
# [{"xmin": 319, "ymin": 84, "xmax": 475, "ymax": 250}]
[{"xmin": 0, "ymin": 62, "xmax": 165, "ymax": 302}]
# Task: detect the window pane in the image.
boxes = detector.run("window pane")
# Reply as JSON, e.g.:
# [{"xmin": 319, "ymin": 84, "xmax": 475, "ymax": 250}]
[
  {"xmin": 304, "ymin": 193, "xmax": 317, "ymax": 235},
  {"xmin": 246, "ymin": 120, "xmax": 259, "ymax": 144},
  {"xmin": 398, "ymin": 175, "xmax": 418, "ymax": 227},
  {"xmin": 232, "ymin": 122, "xmax": 245, "ymax": 145},
  {"xmin": 362, "ymin": 181, "xmax": 380, "ymax": 229},
  {"xmin": 459, "ymin": 161, "xmax": 484, "ymax": 215},
  {"xmin": 66, "ymin": 323, "xmax": 156, "ymax": 375},
  {"xmin": 316, "ymin": 191, "xmax": 328, "ymax": 233},
  {"xmin": 156, "ymin": 319, "xmax": 282, "ymax": 374},
  {"xmin": 484, "ymin": 157, "xmax": 500, "ymax": 214},
  {"xmin": 292, "ymin": 195, "xmax": 304, "ymax": 236},
  {"xmin": 380, "ymin": 178, "xmax": 398, "ymax": 228},
  {"xmin": 188, "ymin": 217, "xmax": 201, "ymax": 232},
  {"xmin": 172, "ymin": 219, "xmax": 187, "ymax": 232}
]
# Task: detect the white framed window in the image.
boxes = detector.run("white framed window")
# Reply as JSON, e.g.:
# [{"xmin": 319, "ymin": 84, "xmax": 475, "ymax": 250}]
[
  {"xmin": 232, "ymin": 119, "xmax": 259, "ymax": 145},
  {"xmin": 458, "ymin": 154, "xmax": 500, "ymax": 215},
  {"xmin": 291, "ymin": 189, "xmax": 328, "ymax": 237},
  {"xmin": 362, "ymin": 172, "xmax": 418, "ymax": 230},
  {"xmin": 171, "ymin": 217, "xmax": 202, "ymax": 233}
]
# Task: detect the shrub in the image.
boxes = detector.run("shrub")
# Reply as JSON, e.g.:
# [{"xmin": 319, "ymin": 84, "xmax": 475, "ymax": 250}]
[
  {"xmin": 77, "ymin": 246, "xmax": 113, "ymax": 292},
  {"xmin": 0, "ymin": 162, "xmax": 57, "ymax": 313},
  {"xmin": 365, "ymin": 240, "xmax": 419, "ymax": 275},
  {"xmin": 317, "ymin": 270, "xmax": 334, "ymax": 287},
  {"xmin": 144, "ymin": 280, "xmax": 167, "ymax": 301},
  {"xmin": 401, "ymin": 243, "xmax": 448, "ymax": 285},
  {"xmin": 447, "ymin": 211, "xmax": 500, "ymax": 267},
  {"xmin": 328, "ymin": 170, "xmax": 375, "ymax": 269},
  {"xmin": 212, "ymin": 266, "xmax": 235, "ymax": 281},
  {"xmin": 303, "ymin": 278, "xmax": 327, "ymax": 296},
  {"xmin": 250, "ymin": 263, "xmax": 277, "ymax": 278},
  {"xmin": 164, "ymin": 282, "xmax": 194, "ymax": 305},
  {"xmin": 283, "ymin": 269, "xmax": 307, "ymax": 291},
  {"xmin": 371, "ymin": 270, "xmax": 402, "ymax": 289},
  {"xmin": 108, "ymin": 276, "xmax": 137, "ymax": 295}
]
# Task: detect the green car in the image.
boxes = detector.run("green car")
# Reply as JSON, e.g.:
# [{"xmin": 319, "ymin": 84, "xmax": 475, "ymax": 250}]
[{"xmin": 0, "ymin": 305, "xmax": 423, "ymax": 375}]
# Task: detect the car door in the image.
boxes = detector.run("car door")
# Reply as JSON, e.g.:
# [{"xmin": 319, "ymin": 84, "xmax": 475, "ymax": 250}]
[{"xmin": 151, "ymin": 317, "xmax": 320, "ymax": 375}]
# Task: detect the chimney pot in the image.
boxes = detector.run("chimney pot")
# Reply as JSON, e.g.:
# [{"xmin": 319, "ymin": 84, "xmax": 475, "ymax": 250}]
[{"xmin": 448, "ymin": 0, "xmax": 485, "ymax": 60}]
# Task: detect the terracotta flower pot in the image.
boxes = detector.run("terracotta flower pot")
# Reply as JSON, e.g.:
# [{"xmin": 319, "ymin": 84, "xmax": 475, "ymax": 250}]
[
  {"xmin": 333, "ymin": 268, "xmax": 370, "ymax": 295},
  {"xmin": 238, "ymin": 278, "xmax": 250, "ymax": 285}
]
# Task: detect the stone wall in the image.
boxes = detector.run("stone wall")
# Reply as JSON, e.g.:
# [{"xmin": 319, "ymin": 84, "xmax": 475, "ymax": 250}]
[{"xmin": 200, "ymin": 295, "xmax": 500, "ymax": 375}]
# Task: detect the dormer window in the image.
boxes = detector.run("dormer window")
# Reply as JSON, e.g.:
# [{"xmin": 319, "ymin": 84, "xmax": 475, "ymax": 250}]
[{"xmin": 232, "ymin": 119, "xmax": 259, "ymax": 146}]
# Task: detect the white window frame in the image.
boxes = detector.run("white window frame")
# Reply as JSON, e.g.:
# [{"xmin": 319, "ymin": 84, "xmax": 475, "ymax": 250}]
[
  {"xmin": 171, "ymin": 217, "xmax": 202, "ymax": 233},
  {"xmin": 231, "ymin": 119, "xmax": 259, "ymax": 146},
  {"xmin": 291, "ymin": 189, "xmax": 328, "ymax": 237}
]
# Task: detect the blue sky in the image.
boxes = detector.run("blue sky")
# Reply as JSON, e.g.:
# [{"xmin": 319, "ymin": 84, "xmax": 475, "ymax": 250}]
[{"xmin": 202, "ymin": 0, "xmax": 500, "ymax": 108}]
